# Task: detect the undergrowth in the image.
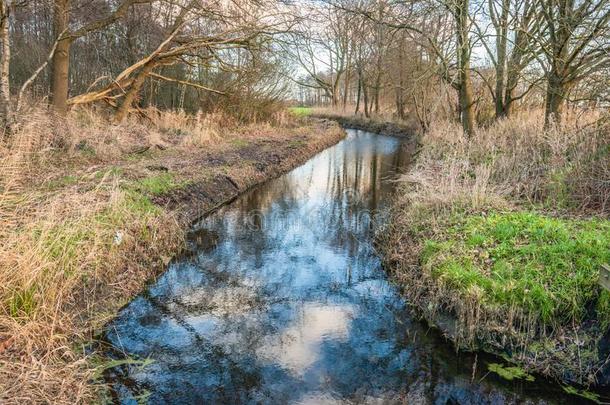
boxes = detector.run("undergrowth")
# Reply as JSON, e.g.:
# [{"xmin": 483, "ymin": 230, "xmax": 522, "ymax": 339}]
[{"xmin": 288, "ymin": 106, "xmax": 312, "ymax": 117}]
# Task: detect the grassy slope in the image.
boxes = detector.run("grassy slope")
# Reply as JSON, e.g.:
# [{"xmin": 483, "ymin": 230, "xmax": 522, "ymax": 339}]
[
  {"xmin": 379, "ymin": 112, "xmax": 610, "ymax": 389},
  {"xmin": 422, "ymin": 211, "xmax": 610, "ymax": 329},
  {"xmin": 0, "ymin": 114, "xmax": 345, "ymax": 404}
]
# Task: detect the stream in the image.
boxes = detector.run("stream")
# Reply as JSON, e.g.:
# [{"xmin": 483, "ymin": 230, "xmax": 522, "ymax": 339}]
[{"xmin": 104, "ymin": 129, "xmax": 588, "ymax": 404}]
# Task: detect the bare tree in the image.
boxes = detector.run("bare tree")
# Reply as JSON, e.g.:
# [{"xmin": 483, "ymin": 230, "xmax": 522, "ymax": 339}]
[
  {"xmin": 50, "ymin": 0, "xmax": 152, "ymax": 116},
  {"xmin": 64, "ymin": 0, "xmax": 291, "ymax": 121},
  {"xmin": 285, "ymin": 1, "xmax": 351, "ymax": 106},
  {"xmin": 476, "ymin": 0, "xmax": 542, "ymax": 117},
  {"xmin": 538, "ymin": 0, "xmax": 610, "ymax": 125},
  {"xmin": 0, "ymin": 0, "xmax": 62, "ymax": 134},
  {"xmin": 0, "ymin": 0, "xmax": 12, "ymax": 129}
]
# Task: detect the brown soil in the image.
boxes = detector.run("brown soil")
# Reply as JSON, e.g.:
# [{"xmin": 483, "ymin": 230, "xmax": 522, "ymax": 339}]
[{"xmin": 149, "ymin": 124, "xmax": 344, "ymax": 224}]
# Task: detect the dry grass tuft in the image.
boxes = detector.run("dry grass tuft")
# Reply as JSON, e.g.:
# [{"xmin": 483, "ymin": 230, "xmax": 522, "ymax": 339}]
[
  {"xmin": 410, "ymin": 109, "xmax": 609, "ymax": 214},
  {"xmin": 146, "ymin": 109, "xmax": 230, "ymax": 147},
  {"xmin": 0, "ymin": 107, "xmax": 232, "ymax": 402},
  {"xmin": 0, "ymin": 144, "xmax": 183, "ymax": 402}
]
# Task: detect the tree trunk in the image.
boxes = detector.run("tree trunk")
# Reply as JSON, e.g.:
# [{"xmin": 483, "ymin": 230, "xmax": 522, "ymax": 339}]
[
  {"xmin": 493, "ymin": 0, "xmax": 509, "ymax": 119},
  {"xmin": 373, "ymin": 78, "xmax": 380, "ymax": 114},
  {"xmin": 459, "ymin": 76, "xmax": 475, "ymax": 134},
  {"xmin": 373, "ymin": 62, "xmax": 381, "ymax": 114},
  {"xmin": 114, "ymin": 63, "xmax": 154, "ymax": 123},
  {"xmin": 395, "ymin": 34, "xmax": 405, "ymax": 120},
  {"xmin": 544, "ymin": 23, "xmax": 570, "ymax": 128},
  {"xmin": 494, "ymin": 34, "xmax": 507, "ymax": 118},
  {"xmin": 502, "ymin": 71, "xmax": 518, "ymax": 117},
  {"xmin": 0, "ymin": 1, "xmax": 12, "ymax": 131},
  {"xmin": 332, "ymin": 85, "xmax": 339, "ymax": 108},
  {"xmin": 544, "ymin": 73, "xmax": 567, "ymax": 127},
  {"xmin": 363, "ymin": 81, "xmax": 370, "ymax": 118},
  {"xmin": 342, "ymin": 52, "xmax": 351, "ymax": 111},
  {"xmin": 456, "ymin": 0, "xmax": 475, "ymax": 135},
  {"xmin": 51, "ymin": 0, "xmax": 70, "ymax": 116},
  {"xmin": 395, "ymin": 89, "xmax": 404, "ymax": 120},
  {"xmin": 355, "ymin": 72, "xmax": 361, "ymax": 115}
]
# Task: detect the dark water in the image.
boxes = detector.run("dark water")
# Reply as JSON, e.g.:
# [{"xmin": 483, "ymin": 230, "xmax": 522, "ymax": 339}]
[{"xmin": 105, "ymin": 130, "xmax": 588, "ymax": 404}]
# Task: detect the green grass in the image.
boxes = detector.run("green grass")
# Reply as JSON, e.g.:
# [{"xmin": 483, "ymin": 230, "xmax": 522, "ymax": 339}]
[
  {"xmin": 8, "ymin": 286, "xmax": 37, "ymax": 318},
  {"xmin": 288, "ymin": 107, "xmax": 312, "ymax": 117},
  {"xmin": 421, "ymin": 211, "xmax": 610, "ymax": 327},
  {"xmin": 12, "ymin": 173, "xmax": 174, "ymax": 321},
  {"xmin": 562, "ymin": 385, "xmax": 601, "ymax": 402},
  {"xmin": 45, "ymin": 175, "xmax": 79, "ymax": 190},
  {"xmin": 131, "ymin": 173, "xmax": 185, "ymax": 196},
  {"xmin": 95, "ymin": 166, "xmax": 123, "ymax": 179}
]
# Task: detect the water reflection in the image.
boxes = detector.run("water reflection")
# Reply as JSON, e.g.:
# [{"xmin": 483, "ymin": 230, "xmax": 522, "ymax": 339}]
[{"xmin": 105, "ymin": 130, "xmax": 585, "ymax": 404}]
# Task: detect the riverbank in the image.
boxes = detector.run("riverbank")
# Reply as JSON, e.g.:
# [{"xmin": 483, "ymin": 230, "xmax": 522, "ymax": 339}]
[
  {"xmin": 377, "ymin": 111, "xmax": 610, "ymax": 396},
  {"xmin": 314, "ymin": 113, "xmax": 417, "ymax": 138},
  {"xmin": 290, "ymin": 106, "xmax": 418, "ymax": 139},
  {"xmin": 0, "ymin": 109, "xmax": 345, "ymax": 403}
]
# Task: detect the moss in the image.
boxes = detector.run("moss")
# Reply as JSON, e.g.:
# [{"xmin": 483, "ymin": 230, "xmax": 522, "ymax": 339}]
[
  {"xmin": 562, "ymin": 385, "xmax": 600, "ymax": 402},
  {"xmin": 488, "ymin": 363, "xmax": 535, "ymax": 381},
  {"xmin": 421, "ymin": 210, "xmax": 610, "ymax": 328}
]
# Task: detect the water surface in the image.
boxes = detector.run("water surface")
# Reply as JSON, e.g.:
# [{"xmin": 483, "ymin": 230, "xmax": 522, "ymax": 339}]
[{"xmin": 105, "ymin": 130, "xmax": 588, "ymax": 404}]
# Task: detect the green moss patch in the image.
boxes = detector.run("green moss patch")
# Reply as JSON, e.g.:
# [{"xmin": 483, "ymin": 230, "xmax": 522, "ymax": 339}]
[
  {"xmin": 131, "ymin": 173, "xmax": 187, "ymax": 196},
  {"xmin": 488, "ymin": 363, "xmax": 535, "ymax": 381},
  {"xmin": 421, "ymin": 211, "xmax": 610, "ymax": 328}
]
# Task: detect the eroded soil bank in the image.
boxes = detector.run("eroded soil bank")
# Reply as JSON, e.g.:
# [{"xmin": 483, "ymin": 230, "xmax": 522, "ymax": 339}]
[{"xmin": 0, "ymin": 118, "xmax": 345, "ymax": 403}]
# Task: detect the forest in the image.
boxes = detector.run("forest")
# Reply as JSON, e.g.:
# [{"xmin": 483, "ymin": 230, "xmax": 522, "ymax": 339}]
[{"xmin": 0, "ymin": 0, "xmax": 609, "ymax": 403}]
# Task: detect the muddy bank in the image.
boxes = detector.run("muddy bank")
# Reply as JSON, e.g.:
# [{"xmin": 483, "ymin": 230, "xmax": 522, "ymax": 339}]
[
  {"xmin": 312, "ymin": 113, "xmax": 418, "ymax": 139},
  {"xmin": 150, "ymin": 119, "xmax": 346, "ymax": 224}
]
